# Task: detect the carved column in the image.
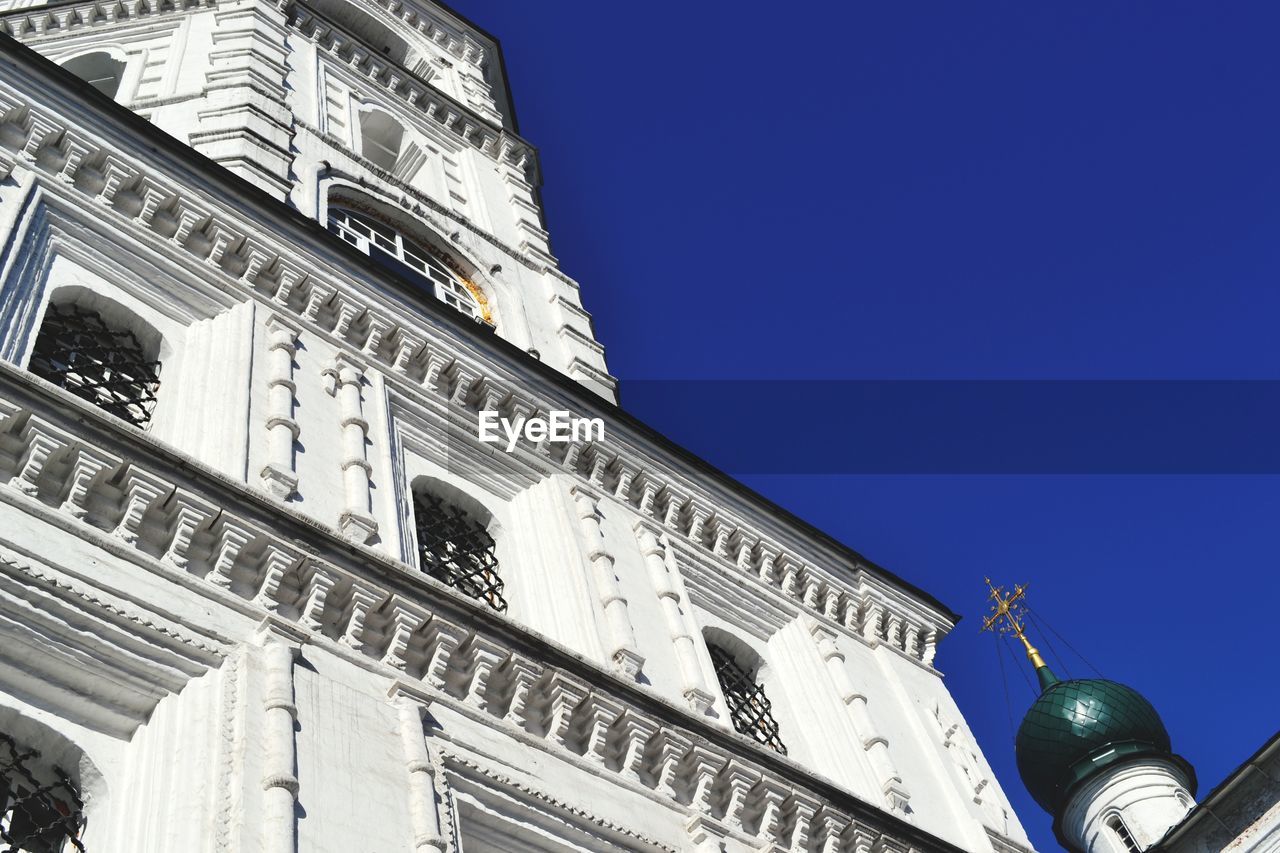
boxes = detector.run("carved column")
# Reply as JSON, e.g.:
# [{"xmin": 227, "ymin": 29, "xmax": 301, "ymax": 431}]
[
  {"xmin": 389, "ymin": 682, "xmax": 449, "ymax": 853},
  {"xmin": 810, "ymin": 624, "xmax": 911, "ymax": 814},
  {"xmin": 571, "ymin": 486, "xmax": 644, "ymax": 679},
  {"xmin": 634, "ymin": 523, "xmax": 714, "ymax": 713},
  {"xmin": 260, "ymin": 315, "xmax": 300, "ymax": 499},
  {"xmin": 326, "ymin": 353, "xmax": 377, "ymax": 543},
  {"xmin": 257, "ymin": 618, "xmax": 305, "ymax": 853}
]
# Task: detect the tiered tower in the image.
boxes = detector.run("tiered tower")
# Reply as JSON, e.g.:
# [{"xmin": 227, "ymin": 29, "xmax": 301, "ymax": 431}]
[{"xmin": 0, "ymin": 1, "xmax": 1033, "ymax": 850}]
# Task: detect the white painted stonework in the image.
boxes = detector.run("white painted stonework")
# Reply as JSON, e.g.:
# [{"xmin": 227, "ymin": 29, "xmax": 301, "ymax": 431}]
[
  {"xmin": 0, "ymin": 1, "xmax": 1035, "ymax": 850},
  {"xmin": 1060, "ymin": 760, "xmax": 1194, "ymax": 853}
]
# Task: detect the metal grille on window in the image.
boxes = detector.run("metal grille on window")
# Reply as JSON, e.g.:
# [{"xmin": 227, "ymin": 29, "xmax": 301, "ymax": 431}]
[
  {"xmin": 708, "ymin": 644, "xmax": 787, "ymax": 755},
  {"xmin": 327, "ymin": 208, "xmax": 485, "ymax": 322},
  {"xmin": 0, "ymin": 733, "xmax": 85, "ymax": 853},
  {"xmin": 28, "ymin": 305, "xmax": 160, "ymax": 428},
  {"xmin": 413, "ymin": 492, "xmax": 507, "ymax": 612}
]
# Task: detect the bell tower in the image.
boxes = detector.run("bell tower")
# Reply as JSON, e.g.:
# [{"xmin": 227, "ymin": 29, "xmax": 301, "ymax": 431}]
[
  {"xmin": 0, "ymin": 1, "xmax": 1039, "ymax": 850},
  {"xmin": 0, "ymin": 0, "xmax": 615, "ymax": 396}
]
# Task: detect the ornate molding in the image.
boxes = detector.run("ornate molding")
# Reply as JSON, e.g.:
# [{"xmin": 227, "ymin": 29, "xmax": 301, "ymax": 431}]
[
  {"xmin": 439, "ymin": 752, "xmax": 681, "ymax": 853},
  {"xmin": 0, "ymin": 379, "xmax": 950, "ymax": 853}
]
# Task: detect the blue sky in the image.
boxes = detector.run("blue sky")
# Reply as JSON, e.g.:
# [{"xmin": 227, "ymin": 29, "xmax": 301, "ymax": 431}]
[{"xmin": 448, "ymin": 2, "xmax": 1280, "ymax": 848}]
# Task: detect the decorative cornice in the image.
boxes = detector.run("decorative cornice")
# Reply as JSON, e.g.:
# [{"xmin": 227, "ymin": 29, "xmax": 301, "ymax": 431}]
[
  {"xmin": 292, "ymin": 1, "xmax": 534, "ymax": 178},
  {"xmin": 0, "ymin": 0, "xmax": 213, "ymax": 38},
  {"xmin": 0, "ymin": 373, "xmax": 968, "ymax": 853},
  {"xmin": 440, "ymin": 752, "xmax": 681, "ymax": 853},
  {"xmin": 0, "ymin": 552, "xmax": 226, "ymax": 657}
]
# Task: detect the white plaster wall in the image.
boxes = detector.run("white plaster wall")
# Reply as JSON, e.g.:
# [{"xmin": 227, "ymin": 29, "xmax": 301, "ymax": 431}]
[
  {"xmin": 504, "ymin": 476, "xmax": 609, "ymax": 663},
  {"xmin": 1062, "ymin": 759, "xmax": 1195, "ymax": 853}
]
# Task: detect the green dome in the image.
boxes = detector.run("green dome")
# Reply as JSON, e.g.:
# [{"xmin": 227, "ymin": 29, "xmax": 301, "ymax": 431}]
[{"xmin": 1015, "ymin": 674, "xmax": 1177, "ymax": 814}]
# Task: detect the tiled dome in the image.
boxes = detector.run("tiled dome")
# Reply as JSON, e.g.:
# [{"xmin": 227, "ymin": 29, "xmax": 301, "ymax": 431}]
[{"xmin": 1016, "ymin": 676, "xmax": 1173, "ymax": 813}]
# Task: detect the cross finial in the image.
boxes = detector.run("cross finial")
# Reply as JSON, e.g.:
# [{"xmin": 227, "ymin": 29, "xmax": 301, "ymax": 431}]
[{"xmin": 981, "ymin": 577, "xmax": 1048, "ymax": 670}]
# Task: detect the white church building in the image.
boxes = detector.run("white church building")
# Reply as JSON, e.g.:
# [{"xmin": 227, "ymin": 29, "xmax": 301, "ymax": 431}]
[{"xmin": 0, "ymin": 0, "xmax": 1041, "ymax": 850}]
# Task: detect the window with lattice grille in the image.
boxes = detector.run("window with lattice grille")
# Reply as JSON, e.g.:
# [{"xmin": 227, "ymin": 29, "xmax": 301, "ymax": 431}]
[
  {"xmin": 0, "ymin": 733, "xmax": 85, "ymax": 852},
  {"xmin": 708, "ymin": 644, "xmax": 786, "ymax": 755},
  {"xmin": 412, "ymin": 491, "xmax": 507, "ymax": 611},
  {"xmin": 28, "ymin": 304, "xmax": 160, "ymax": 428},
  {"xmin": 327, "ymin": 207, "xmax": 487, "ymax": 323}
]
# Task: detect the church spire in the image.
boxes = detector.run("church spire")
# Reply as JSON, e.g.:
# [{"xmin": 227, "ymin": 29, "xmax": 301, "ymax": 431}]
[{"xmin": 981, "ymin": 578, "xmax": 1058, "ymax": 691}]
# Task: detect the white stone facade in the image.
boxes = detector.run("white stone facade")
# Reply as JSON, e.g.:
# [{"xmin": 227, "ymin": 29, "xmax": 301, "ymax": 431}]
[
  {"xmin": 0, "ymin": 1, "xmax": 1034, "ymax": 850},
  {"xmin": 1060, "ymin": 760, "xmax": 1195, "ymax": 853}
]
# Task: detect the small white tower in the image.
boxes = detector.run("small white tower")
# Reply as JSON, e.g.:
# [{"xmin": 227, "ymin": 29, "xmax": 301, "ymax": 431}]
[{"xmin": 985, "ymin": 581, "xmax": 1195, "ymax": 852}]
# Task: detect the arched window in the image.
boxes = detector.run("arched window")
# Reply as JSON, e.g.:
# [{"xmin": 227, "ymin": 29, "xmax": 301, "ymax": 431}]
[
  {"xmin": 327, "ymin": 206, "xmax": 488, "ymax": 322},
  {"xmin": 60, "ymin": 52, "xmax": 125, "ymax": 99},
  {"xmin": 0, "ymin": 732, "xmax": 85, "ymax": 852},
  {"xmin": 28, "ymin": 304, "xmax": 161, "ymax": 428},
  {"xmin": 706, "ymin": 642, "xmax": 786, "ymax": 755},
  {"xmin": 358, "ymin": 110, "xmax": 404, "ymax": 172},
  {"xmin": 412, "ymin": 490, "xmax": 506, "ymax": 611},
  {"xmin": 1106, "ymin": 814, "xmax": 1141, "ymax": 853}
]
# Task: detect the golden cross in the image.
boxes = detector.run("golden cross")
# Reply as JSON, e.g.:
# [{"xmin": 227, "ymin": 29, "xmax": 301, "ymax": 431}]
[{"xmin": 980, "ymin": 577, "xmax": 1047, "ymax": 669}]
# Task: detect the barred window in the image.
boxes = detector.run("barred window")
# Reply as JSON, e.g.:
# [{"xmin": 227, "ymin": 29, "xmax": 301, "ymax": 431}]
[
  {"xmin": 28, "ymin": 304, "xmax": 161, "ymax": 428},
  {"xmin": 412, "ymin": 491, "xmax": 506, "ymax": 612},
  {"xmin": 708, "ymin": 643, "xmax": 786, "ymax": 755},
  {"xmin": 327, "ymin": 207, "xmax": 488, "ymax": 322},
  {"xmin": 0, "ymin": 733, "xmax": 85, "ymax": 852}
]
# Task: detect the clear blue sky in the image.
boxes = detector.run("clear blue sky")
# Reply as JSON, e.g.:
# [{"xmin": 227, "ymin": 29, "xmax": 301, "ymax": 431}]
[{"xmin": 448, "ymin": 2, "xmax": 1280, "ymax": 848}]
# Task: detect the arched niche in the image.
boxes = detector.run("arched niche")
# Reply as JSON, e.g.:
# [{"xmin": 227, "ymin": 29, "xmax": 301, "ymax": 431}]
[{"xmin": 60, "ymin": 51, "xmax": 126, "ymax": 99}]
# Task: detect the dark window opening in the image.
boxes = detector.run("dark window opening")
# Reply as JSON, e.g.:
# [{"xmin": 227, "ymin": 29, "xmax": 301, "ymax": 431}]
[
  {"xmin": 60, "ymin": 52, "xmax": 124, "ymax": 99},
  {"xmin": 326, "ymin": 207, "xmax": 487, "ymax": 322},
  {"xmin": 413, "ymin": 491, "xmax": 506, "ymax": 612},
  {"xmin": 29, "ymin": 304, "xmax": 160, "ymax": 428},
  {"xmin": 1107, "ymin": 815, "xmax": 1141, "ymax": 853},
  {"xmin": 708, "ymin": 643, "xmax": 786, "ymax": 755},
  {"xmin": 0, "ymin": 733, "xmax": 85, "ymax": 853}
]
